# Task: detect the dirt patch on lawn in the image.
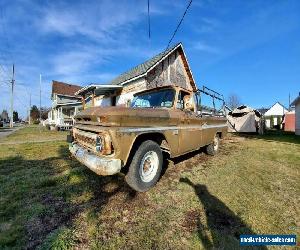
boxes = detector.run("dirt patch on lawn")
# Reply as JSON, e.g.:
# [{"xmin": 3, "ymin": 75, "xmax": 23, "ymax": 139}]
[
  {"xmin": 25, "ymin": 194, "xmax": 80, "ymax": 249},
  {"xmin": 182, "ymin": 209, "xmax": 200, "ymax": 233}
]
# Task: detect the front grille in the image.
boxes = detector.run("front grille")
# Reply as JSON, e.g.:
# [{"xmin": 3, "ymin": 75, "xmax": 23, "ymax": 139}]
[
  {"xmin": 76, "ymin": 117, "xmax": 91, "ymax": 122},
  {"xmin": 73, "ymin": 128, "xmax": 98, "ymax": 151}
]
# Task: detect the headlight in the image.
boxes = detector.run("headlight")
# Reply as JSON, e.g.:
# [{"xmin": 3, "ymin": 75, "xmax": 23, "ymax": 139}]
[
  {"xmin": 95, "ymin": 136, "xmax": 103, "ymax": 152},
  {"xmin": 95, "ymin": 132, "xmax": 113, "ymax": 155}
]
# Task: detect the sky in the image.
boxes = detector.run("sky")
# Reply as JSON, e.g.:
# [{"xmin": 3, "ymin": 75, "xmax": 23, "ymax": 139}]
[{"xmin": 0, "ymin": 0, "xmax": 299, "ymax": 118}]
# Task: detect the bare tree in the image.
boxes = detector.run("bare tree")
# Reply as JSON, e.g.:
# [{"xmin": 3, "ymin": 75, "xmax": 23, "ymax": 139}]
[{"xmin": 227, "ymin": 94, "xmax": 242, "ymax": 110}]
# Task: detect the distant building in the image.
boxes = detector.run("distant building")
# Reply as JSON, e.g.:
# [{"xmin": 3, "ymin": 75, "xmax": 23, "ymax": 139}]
[
  {"xmin": 284, "ymin": 111, "xmax": 295, "ymax": 132},
  {"xmin": 75, "ymin": 42, "xmax": 196, "ymax": 108},
  {"xmin": 1, "ymin": 110, "xmax": 9, "ymax": 122},
  {"xmin": 257, "ymin": 108, "xmax": 268, "ymax": 115},
  {"xmin": 48, "ymin": 81, "xmax": 82, "ymax": 130},
  {"xmin": 264, "ymin": 102, "xmax": 288, "ymax": 129},
  {"xmin": 291, "ymin": 93, "xmax": 300, "ymax": 135}
]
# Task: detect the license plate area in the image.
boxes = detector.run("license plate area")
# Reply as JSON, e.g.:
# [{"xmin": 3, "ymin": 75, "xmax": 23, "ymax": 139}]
[{"xmin": 76, "ymin": 147, "xmax": 85, "ymax": 158}]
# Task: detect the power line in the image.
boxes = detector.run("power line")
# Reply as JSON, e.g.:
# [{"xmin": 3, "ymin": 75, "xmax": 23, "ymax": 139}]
[
  {"xmin": 166, "ymin": 0, "xmax": 193, "ymax": 49},
  {"xmin": 0, "ymin": 64, "xmax": 10, "ymax": 77},
  {"xmin": 39, "ymin": 74, "xmax": 42, "ymax": 120},
  {"xmin": 0, "ymin": 7, "xmax": 14, "ymax": 63},
  {"xmin": 9, "ymin": 64, "xmax": 14, "ymax": 128}
]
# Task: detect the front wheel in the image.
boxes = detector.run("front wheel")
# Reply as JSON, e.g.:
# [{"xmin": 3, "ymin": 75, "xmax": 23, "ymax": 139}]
[
  {"xmin": 125, "ymin": 140, "xmax": 163, "ymax": 192},
  {"xmin": 205, "ymin": 134, "xmax": 220, "ymax": 156}
]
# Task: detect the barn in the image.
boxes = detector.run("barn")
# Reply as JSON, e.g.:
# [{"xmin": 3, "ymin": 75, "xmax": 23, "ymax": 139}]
[
  {"xmin": 291, "ymin": 93, "xmax": 300, "ymax": 135},
  {"xmin": 75, "ymin": 42, "xmax": 197, "ymax": 108}
]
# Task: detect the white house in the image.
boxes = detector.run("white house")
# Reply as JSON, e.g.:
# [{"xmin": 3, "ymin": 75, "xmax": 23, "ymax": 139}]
[
  {"xmin": 264, "ymin": 102, "xmax": 288, "ymax": 129},
  {"xmin": 48, "ymin": 81, "xmax": 82, "ymax": 130},
  {"xmin": 75, "ymin": 42, "xmax": 197, "ymax": 108},
  {"xmin": 291, "ymin": 93, "xmax": 300, "ymax": 135}
]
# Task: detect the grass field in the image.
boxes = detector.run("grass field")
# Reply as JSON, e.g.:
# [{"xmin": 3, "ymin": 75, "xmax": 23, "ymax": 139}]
[
  {"xmin": 0, "ymin": 127, "xmax": 299, "ymax": 249},
  {"xmin": 0, "ymin": 125, "xmax": 68, "ymax": 144}
]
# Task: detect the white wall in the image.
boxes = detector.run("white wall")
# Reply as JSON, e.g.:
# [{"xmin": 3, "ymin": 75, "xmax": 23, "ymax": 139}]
[
  {"xmin": 117, "ymin": 78, "xmax": 147, "ymax": 106},
  {"xmin": 95, "ymin": 97, "xmax": 111, "ymax": 107},
  {"xmin": 265, "ymin": 102, "xmax": 288, "ymax": 116},
  {"xmin": 266, "ymin": 119, "xmax": 270, "ymax": 128},
  {"xmin": 117, "ymin": 92, "xmax": 135, "ymax": 106}
]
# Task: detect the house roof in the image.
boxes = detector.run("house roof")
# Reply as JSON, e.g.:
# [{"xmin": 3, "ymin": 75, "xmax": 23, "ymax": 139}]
[
  {"xmin": 52, "ymin": 81, "xmax": 82, "ymax": 97},
  {"xmin": 109, "ymin": 42, "xmax": 196, "ymax": 90},
  {"xmin": 269, "ymin": 102, "xmax": 288, "ymax": 111},
  {"xmin": 257, "ymin": 108, "xmax": 269, "ymax": 115},
  {"xmin": 75, "ymin": 84, "xmax": 123, "ymax": 96},
  {"xmin": 291, "ymin": 95, "xmax": 300, "ymax": 106},
  {"xmin": 264, "ymin": 101, "xmax": 288, "ymax": 116}
]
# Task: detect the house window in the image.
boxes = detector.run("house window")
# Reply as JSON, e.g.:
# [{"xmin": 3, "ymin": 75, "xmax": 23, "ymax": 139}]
[{"xmin": 176, "ymin": 90, "xmax": 190, "ymax": 110}]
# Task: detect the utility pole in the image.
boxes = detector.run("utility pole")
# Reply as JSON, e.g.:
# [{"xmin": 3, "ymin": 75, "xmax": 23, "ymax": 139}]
[
  {"xmin": 288, "ymin": 93, "xmax": 291, "ymax": 111},
  {"xmin": 10, "ymin": 64, "xmax": 15, "ymax": 128},
  {"xmin": 29, "ymin": 93, "xmax": 31, "ymax": 125},
  {"xmin": 39, "ymin": 74, "xmax": 42, "ymax": 122}
]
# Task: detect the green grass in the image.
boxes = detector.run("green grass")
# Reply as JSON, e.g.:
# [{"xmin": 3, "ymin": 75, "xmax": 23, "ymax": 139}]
[
  {"xmin": 0, "ymin": 128, "xmax": 299, "ymax": 249},
  {"xmin": 0, "ymin": 125, "xmax": 68, "ymax": 144}
]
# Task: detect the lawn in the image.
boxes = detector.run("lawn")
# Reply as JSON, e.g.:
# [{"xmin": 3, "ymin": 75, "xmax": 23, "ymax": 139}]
[
  {"xmin": 0, "ymin": 127, "xmax": 299, "ymax": 249},
  {"xmin": 0, "ymin": 125, "xmax": 68, "ymax": 144}
]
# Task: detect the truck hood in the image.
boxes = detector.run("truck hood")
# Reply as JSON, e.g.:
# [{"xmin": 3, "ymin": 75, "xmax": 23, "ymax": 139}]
[{"xmin": 75, "ymin": 106, "xmax": 181, "ymax": 127}]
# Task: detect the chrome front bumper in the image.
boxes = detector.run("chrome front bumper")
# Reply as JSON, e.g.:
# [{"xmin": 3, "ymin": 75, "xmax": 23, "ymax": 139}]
[{"xmin": 69, "ymin": 143, "xmax": 122, "ymax": 176}]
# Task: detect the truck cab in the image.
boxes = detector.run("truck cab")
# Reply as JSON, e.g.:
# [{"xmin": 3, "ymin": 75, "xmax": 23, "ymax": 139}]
[{"xmin": 69, "ymin": 85, "xmax": 227, "ymax": 192}]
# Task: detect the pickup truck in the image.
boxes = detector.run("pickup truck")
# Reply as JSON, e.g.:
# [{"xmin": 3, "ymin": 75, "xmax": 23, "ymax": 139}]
[{"xmin": 68, "ymin": 85, "xmax": 227, "ymax": 192}]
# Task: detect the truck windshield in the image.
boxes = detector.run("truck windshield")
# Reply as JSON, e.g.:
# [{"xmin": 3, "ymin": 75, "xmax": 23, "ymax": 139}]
[{"xmin": 131, "ymin": 89, "xmax": 175, "ymax": 108}]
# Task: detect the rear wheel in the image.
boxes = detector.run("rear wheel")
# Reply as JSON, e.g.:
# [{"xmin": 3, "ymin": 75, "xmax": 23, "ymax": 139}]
[
  {"xmin": 205, "ymin": 134, "xmax": 220, "ymax": 156},
  {"xmin": 125, "ymin": 140, "xmax": 163, "ymax": 192}
]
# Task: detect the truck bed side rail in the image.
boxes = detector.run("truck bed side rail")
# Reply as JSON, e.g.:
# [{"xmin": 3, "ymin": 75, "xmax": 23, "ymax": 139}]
[{"xmin": 195, "ymin": 86, "xmax": 226, "ymax": 117}]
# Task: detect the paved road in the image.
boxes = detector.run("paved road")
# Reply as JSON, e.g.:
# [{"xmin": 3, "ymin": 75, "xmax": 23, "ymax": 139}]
[{"xmin": 0, "ymin": 125, "xmax": 23, "ymax": 140}]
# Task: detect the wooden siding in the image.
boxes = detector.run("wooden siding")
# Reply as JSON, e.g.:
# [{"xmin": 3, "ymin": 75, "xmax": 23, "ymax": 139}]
[{"xmin": 145, "ymin": 50, "xmax": 192, "ymax": 91}]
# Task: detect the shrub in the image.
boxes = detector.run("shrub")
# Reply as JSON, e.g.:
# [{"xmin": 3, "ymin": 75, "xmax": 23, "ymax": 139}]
[{"xmin": 270, "ymin": 116, "xmax": 274, "ymax": 128}]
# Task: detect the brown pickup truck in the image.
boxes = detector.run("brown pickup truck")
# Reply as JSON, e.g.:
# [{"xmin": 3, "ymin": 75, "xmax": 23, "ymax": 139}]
[{"xmin": 69, "ymin": 85, "xmax": 227, "ymax": 191}]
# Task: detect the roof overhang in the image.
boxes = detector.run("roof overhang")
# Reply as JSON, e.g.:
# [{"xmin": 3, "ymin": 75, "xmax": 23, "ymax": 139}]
[
  {"xmin": 53, "ymin": 101, "xmax": 82, "ymax": 108},
  {"xmin": 291, "ymin": 96, "xmax": 300, "ymax": 106},
  {"xmin": 56, "ymin": 93, "xmax": 81, "ymax": 98},
  {"xmin": 75, "ymin": 84, "xmax": 123, "ymax": 96}
]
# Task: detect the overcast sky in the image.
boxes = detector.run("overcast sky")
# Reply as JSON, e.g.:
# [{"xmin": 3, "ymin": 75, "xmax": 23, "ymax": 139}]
[{"xmin": 0, "ymin": 0, "xmax": 299, "ymax": 118}]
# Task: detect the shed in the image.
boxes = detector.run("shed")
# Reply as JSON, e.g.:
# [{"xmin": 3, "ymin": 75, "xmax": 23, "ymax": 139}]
[
  {"xmin": 227, "ymin": 105, "xmax": 263, "ymax": 133},
  {"xmin": 291, "ymin": 93, "xmax": 300, "ymax": 135}
]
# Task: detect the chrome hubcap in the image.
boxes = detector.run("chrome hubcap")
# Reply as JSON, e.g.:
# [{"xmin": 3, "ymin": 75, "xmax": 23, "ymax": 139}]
[{"xmin": 139, "ymin": 151, "xmax": 159, "ymax": 182}]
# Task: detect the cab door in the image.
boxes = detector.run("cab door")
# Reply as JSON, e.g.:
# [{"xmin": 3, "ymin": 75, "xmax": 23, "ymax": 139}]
[{"xmin": 177, "ymin": 90, "xmax": 204, "ymax": 154}]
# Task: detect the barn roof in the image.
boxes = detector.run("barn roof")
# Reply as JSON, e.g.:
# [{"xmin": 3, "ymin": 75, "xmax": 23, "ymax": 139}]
[
  {"xmin": 52, "ymin": 81, "xmax": 82, "ymax": 97},
  {"xmin": 109, "ymin": 42, "xmax": 196, "ymax": 90}
]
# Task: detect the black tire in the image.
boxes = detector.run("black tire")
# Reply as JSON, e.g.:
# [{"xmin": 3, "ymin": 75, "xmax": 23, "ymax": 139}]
[
  {"xmin": 205, "ymin": 134, "xmax": 220, "ymax": 156},
  {"xmin": 125, "ymin": 140, "xmax": 163, "ymax": 192}
]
